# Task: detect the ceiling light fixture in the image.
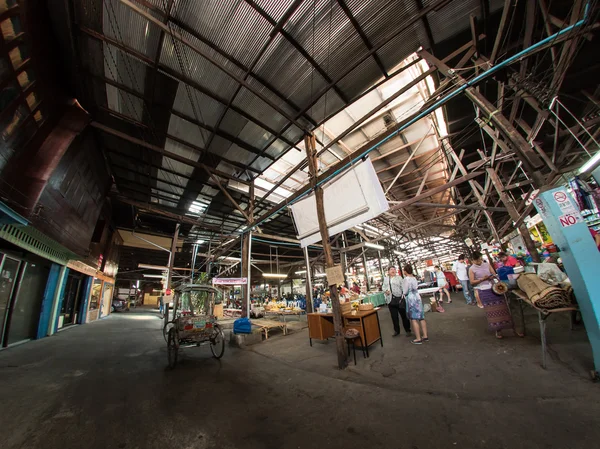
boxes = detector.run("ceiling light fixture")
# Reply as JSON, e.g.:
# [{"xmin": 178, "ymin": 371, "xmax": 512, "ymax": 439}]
[
  {"xmin": 295, "ymin": 270, "xmax": 307, "ymax": 275},
  {"xmin": 580, "ymin": 151, "xmax": 600, "ymax": 173},
  {"xmin": 263, "ymin": 273, "xmax": 287, "ymax": 278},
  {"xmin": 365, "ymin": 242, "xmax": 385, "ymax": 250},
  {"xmin": 143, "ymin": 274, "xmax": 165, "ymax": 279},
  {"xmin": 138, "ymin": 263, "xmax": 168, "ymax": 270}
]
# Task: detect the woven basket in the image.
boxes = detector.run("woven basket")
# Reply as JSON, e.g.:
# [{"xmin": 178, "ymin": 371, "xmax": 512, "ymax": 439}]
[
  {"xmin": 340, "ymin": 302, "xmax": 352, "ymax": 313},
  {"xmin": 358, "ymin": 303, "xmax": 374, "ymax": 311}
]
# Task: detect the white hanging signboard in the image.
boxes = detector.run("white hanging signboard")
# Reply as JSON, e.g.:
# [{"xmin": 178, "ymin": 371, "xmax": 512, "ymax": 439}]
[
  {"xmin": 289, "ymin": 158, "xmax": 389, "ymax": 248},
  {"xmin": 212, "ymin": 277, "xmax": 248, "ymax": 285}
]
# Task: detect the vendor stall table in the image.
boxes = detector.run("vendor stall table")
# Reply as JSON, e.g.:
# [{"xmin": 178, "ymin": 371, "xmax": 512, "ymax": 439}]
[
  {"xmin": 362, "ymin": 292, "xmax": 386, "ymax": 306},
  {"xmin": 251, "ymin": 318, "xmax": 287, "ymax": 339},
  {"xmin": 418, "ymin": 287, "xmax": 441, "ymax": 295},
  {"xmin": 510, "ymin": 289, "xmax": 579, "ymax": 369},
  {"xmin": 307, "ymin": 308, "xmax": 383, "ymax": 357},
  {"xmin": 264, "ymin": 310, "xmax": 303, "ymax": 335}
]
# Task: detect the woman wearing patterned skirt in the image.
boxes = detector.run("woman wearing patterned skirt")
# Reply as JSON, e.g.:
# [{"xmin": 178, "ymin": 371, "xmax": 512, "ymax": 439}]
[
  {"xmin": 468, "ymin": 252, "xmax": 523, "ymax": 339},
  {"xmin": 402, "ymin": 265, "xmax": 428, "ymax": 345}
]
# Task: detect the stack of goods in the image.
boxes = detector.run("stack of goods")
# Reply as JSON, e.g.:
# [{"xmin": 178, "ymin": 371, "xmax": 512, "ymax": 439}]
[
  {"xmin": 264, "ymin": 300, "xmax": 302, "ymax": 313},
  {"xmin": 517, "ymin": 273, "xmax": 573, "ymax": 310}
]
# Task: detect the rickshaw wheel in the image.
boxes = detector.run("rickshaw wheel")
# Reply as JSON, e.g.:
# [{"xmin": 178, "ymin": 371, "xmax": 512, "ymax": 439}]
[
  {"xmin": 163, "ymin": 321, "xmax": 175, "ymax": 343},
  {"xmin": 167, "ymin": 327, "xmax": 178, "ymax": 368},
  {"xmin": 210, "ymin": 325, "xmax": 225, "ymax": 359}
]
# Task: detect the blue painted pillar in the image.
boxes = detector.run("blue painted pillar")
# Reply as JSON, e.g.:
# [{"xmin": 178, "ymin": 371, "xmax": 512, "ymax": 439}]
[
  {"xmin": 534, "ymin": 187, "xmax": 600, "ymax": 372},
  {"xmin": 48, "ymin": 266, "xmax": 69, "ymax": 335},
  {"xmin": 37, "ymin": 264, "xmax": 61, "ymax": 339},
  {"xmin": 77, "ymin": 276, "xmax": 93, "ymax": 324}
]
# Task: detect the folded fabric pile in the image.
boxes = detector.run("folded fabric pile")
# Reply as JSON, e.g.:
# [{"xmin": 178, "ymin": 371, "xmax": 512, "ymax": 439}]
[{"xmin": 517, "ymin": 273, "xmax": 572, "ymax": 310}]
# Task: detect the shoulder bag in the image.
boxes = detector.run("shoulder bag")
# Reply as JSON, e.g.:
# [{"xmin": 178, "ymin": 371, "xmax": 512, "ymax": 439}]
[{"xmin": 388, "ymin": 276, "xmax": 406, "ymax": 308}]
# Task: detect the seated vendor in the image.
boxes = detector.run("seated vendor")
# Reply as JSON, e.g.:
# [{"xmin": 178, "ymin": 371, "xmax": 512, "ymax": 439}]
[{"xmin": 498, "ymin": 251, "xmax": 518, "ymax": 267}]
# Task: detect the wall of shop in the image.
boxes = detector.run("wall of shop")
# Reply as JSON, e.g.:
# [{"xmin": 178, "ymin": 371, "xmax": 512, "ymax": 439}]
[
  {"xmin": 0, "ymin": 243, "xmax": 53, "ymax": 347},
  {"xmin": 31, "ymin": 128, "xmax": 111, "ymax": 257}
]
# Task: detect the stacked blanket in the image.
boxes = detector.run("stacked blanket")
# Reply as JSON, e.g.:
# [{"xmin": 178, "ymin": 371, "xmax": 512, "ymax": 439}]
[{"xmin": 517, "ymin": 273, "xmax": 572, "ymax": 310}]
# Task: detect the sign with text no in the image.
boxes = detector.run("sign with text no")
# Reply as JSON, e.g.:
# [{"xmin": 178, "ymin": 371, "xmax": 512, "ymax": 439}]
[{"xmin": 558, "ymin": 213, "xmax": 582, "ymax": 228}]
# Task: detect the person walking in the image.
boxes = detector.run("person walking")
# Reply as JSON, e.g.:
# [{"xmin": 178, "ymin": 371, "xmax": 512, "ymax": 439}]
[
  {"xmin": 434, "ymin": 266, "xmax": 452, "ymax": 303},
  {"xmin": 452, "ymin": 254, "xmax": 475, "ymax": 305},
  {"xmin": 402, "ymin": 265, "xmax": 428, "ymax": 344},
  {"xmin": 468, "ymin": 252, "xmax": 523, "ymax": 339},
  {"xmin": 382, "ymin": 266, "xmax": 411, "ymax": 337}
]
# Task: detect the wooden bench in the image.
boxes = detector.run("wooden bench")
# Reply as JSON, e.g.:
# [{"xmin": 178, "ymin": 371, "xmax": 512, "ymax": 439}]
[{"xmin": 251, "ymin": 318, "xmax": 288, "ymax": 339}]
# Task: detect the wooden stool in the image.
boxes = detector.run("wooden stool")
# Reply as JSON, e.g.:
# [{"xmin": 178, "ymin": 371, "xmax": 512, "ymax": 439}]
[{"xmin": 344, "ymin": 328, "xmax": 366, "ymax": 365}]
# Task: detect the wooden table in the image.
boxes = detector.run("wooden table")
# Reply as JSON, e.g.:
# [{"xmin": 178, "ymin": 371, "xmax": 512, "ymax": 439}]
[
  {"xmin": 509, "ymin": 288, "xmax": 579, "ymax": 369},
  {"xmin": 264, "ymin": 310, "xmax": 303, "ymax": 335},
  {"xmin": 307, "ymin": 308, "xmax": 383, "ymax": 357},
  {"xmin": 251, "ymin": 319, "xmax": 287, "ymax": 339}
]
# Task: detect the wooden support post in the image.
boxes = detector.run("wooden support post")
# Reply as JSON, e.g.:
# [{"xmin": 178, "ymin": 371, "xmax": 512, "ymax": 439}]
[
  {"xmin": 241, "ymin": 232, "xmax": 251, "ymax": 317},
  {"xmin": 362, "ymin": 248, "xmax": 370, "ymax": 291},
  {"xmin": 167, "ymin": 223, "xmax": 181, "ymax": 291},
  {"xmin": 305, "ymin": 133, "xmax": 347, "ymax": 369},
  {"xmin": 304, "ymin": 247, "xmax": 313, "ymax": 313},
  {"xmin": 486, "ymin": 168, "xmax": 541, "ymax": 263}
]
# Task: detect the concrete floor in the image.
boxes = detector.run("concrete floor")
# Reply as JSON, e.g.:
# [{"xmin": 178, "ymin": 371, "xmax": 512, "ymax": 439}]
[{"xmin": 1, "ymin": 293, "xmax": 600, "ymax": 449}]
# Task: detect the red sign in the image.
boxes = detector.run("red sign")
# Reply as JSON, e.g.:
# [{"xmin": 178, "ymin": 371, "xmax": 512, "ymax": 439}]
[
  {"xmin": 165, "ymin": 289, "xmax": 172, "ymax": 296},
  {"xmin": 553, "ymin": 191, "xmax": 567, "ymax": 203},
  {"xmin": 559, "ymin": 214, "xmax": 579, "ymax": 227}
]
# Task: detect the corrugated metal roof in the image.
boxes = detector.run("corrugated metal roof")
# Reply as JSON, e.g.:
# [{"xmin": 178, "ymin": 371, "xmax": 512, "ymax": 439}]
[
  {"xmin": 424, "ymin": 0, "xmax": 481, "ymax": 44},
  {"xmin": 306, "ymin": 87, "xmax": 345, "ymax": 124},
  {"xmin": 237, "ymin": 121, "xmax": 274, "ymax": 152},
  {"xmin": 102, "ymin": 0, "xmax": 162, "ymax": 59},
  {"xmin": 246, "ymin": 76, "xmax": 298, "ymax": 119},
  {"xmin": 103, "ymin": 42, "xmax": 147, "ymax": 92},
  {"xmin": 106, "ymin": 85, "xmax": 144, "ymax": 121},
  {"xmin": 283, "ymin": 0, "xmax": 370, "ymax": 80},
  {"xmin": 347, "ymin": 0, "xmax": 420, "ymax": 48},
  {"xmin": 160, "ymin": 25, "xmax": 242, "ymax": 100},
  {"xmin": 170, "ymin": 0, "xmax": 272, "ymax": 68},
  {"xmin": 336, "ymin": 56, "xmax": 382, "ymax": 100},
  {"xmin": 252, "ymin": 0, "xmax": 295, "ymax": 22},
  {"xmin": 166, "ymin": 120, "xmax": 208, "ymax": 154},
  {"xmin": 376, "ymin": 24, "xmax": 424, "ymax": 73},
  {"xmin": 172, "ymin": 82, "xmax": 226, "ymax": 129},
  {"xmin": 253, "ymin": 33, "xmax": 328, "ymax": 111},
  {"xmin": 233, "ymin": 86, "xmax": 288, "ymax": 133}
]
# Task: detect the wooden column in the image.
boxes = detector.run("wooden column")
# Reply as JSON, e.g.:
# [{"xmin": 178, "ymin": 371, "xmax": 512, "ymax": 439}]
[
  {"xmin": 167, "ymin": 223, "xmax": 180, "ymax": 290},
  {"xmin": 487, "ymin": 168, "xmax": 541, "ymax": 262},
  {"xmin": 305, "ymin": 133, "xmax": 347, "ymax": 369},
  {"xmin": 241, "ymin": 232, "xmax": 251, "ymax": 317},
  {"xmin": 361, "ymin": 248, "xmax": 371, "ymax": 291},
  {"xmin": 303, "ymin": 247, "xmax": 313, "ymax": 313}
]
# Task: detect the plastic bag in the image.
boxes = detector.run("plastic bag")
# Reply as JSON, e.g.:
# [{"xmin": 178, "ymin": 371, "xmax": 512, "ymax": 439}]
[
  {"xmin": 233, "ymin": 317, "xmax": 252, "ymax": 334},
  {"xmin": 537, "ymin": 263, "xmax": 567, "ymax": 285}
]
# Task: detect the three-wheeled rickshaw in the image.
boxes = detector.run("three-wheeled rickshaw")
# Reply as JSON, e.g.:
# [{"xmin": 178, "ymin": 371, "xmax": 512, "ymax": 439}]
[{"xmin": 163, "ymin": 284, "xmax": 225, "ymax": 368}]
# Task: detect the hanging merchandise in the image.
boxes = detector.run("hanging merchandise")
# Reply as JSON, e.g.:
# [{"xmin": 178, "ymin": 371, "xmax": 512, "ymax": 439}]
[{"xmin": 569, "ymin": 176, "xmax": 594, "ymax": 211}]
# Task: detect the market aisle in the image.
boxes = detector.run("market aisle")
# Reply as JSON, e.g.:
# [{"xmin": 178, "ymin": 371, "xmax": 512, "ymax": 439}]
[{"xmin": 1, "ymin": 304, "xmax": 600, "ymax": 449}]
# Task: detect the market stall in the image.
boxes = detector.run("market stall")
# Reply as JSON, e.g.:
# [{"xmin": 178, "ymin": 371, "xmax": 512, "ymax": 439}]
[{"xmin": 307, "ymin": 306, "xmax": 383, "ymax": 357}]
